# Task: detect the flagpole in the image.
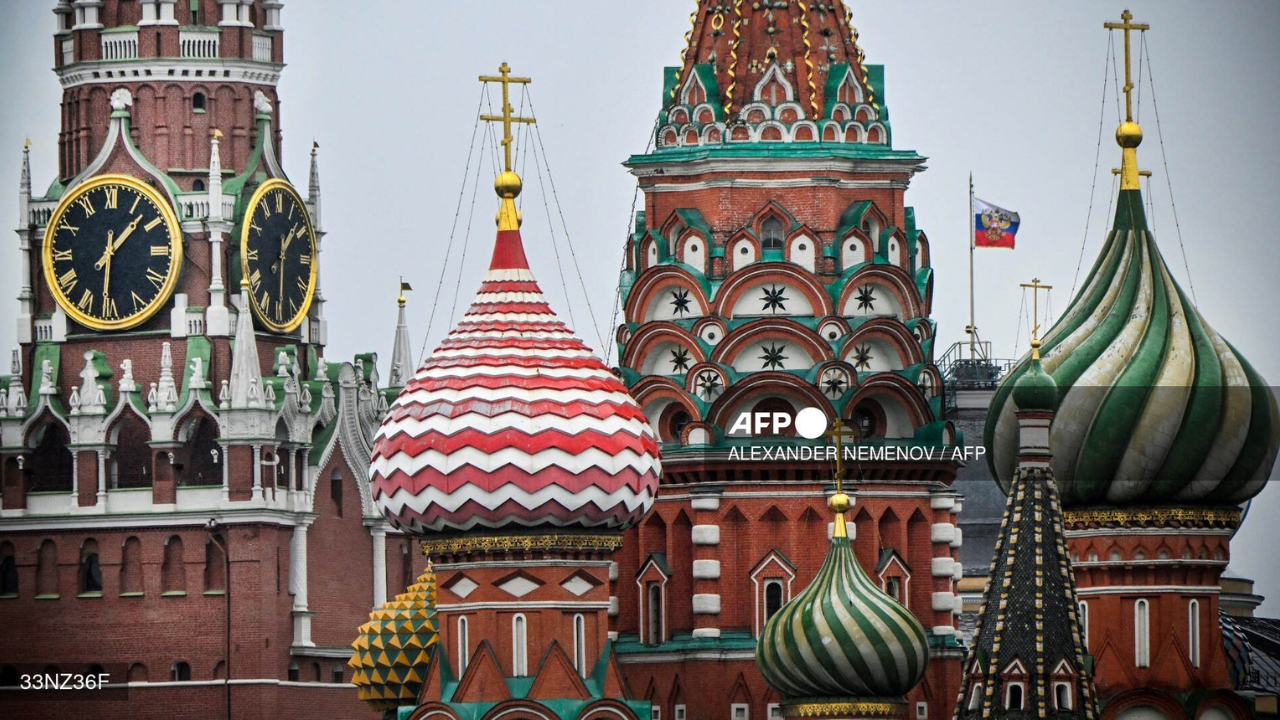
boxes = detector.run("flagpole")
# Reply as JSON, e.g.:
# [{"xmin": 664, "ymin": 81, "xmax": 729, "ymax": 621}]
[{"xmin": 968, "ymin": 172, "xmax": 976, "ymax": 360}]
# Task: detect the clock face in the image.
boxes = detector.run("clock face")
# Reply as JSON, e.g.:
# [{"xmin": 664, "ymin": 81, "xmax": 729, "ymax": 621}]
[
  {"xmin": 42, "ymin": 174, "xmax": 183, "ymax": 331},
  {"xmin": 240, "ymin": 179, "xmax": 316, "ymax": 333}
]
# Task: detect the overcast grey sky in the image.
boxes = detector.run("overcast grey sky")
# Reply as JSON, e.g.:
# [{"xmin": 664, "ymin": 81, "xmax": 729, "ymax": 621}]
[{"xmin": 3, "ymin": 1, "xmax": 1279, "ymax": 610}]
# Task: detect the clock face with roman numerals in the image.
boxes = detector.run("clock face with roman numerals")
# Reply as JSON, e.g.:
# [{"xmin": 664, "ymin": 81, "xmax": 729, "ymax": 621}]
[
  {"xmin": 42, "ymin": 174, "xmax": 183, "ymax": 331},
  {"xmin": 240, "ymin": 179, "xmax": 317, "ymax": 334}
]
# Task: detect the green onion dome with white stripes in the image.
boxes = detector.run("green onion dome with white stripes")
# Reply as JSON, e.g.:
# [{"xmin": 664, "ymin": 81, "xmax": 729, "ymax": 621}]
[
  {"xmin": 756, "ymin": 493, "xmax": 929, "ymax": 700},
  {"xmin": 986, "ymin": 122, "xmax": 1279, "ymax": 508}
]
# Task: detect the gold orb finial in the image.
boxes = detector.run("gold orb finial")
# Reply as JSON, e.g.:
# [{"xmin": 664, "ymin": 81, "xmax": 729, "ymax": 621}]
[
  {"xmin": 1116, "ymin": 120, "xmax": 1143, "ymax": 149},
  {"xmin": 495, "ymin": 171, "xmax": 522, "ymax": 199},
  {"xmin": 829, "ymin": 492, "xmax": 851, "ymax": 514}
]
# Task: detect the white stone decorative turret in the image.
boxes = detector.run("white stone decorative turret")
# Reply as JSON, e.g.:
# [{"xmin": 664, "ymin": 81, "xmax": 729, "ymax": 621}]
[
  {"xmin": 17, "ymin": 142, "xmax": 34, "ymax": 344},
  {"xmin": 7, "ymin": 351, "xmax": 27, "ymax": 415},
  {"xmin": 155, "ymin": 342, "xmax": 178, "ymax": 413},
  {"xmin": 228, "ymin": 282, "xmax": 267, "ymax": 410},
  {"xmin": 76, "ymin": 351, "xmax": 108, "ymax": 415},
  {"xmin": 308, "ymin": 141, "xmax": 322, "ymax": 229},
  {"xmin": 387, "ymin": 294, "xmax": 412, "ymax": 388},
  {"xmin": 72, "ymin": 0, "xmax": 104, "ymax": 30},
  {"xmin": 205, "ymin": 129, "xmax": 231, "ymax": 336}
]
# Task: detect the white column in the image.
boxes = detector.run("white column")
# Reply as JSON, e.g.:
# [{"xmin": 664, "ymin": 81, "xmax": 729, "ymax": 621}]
[
  {"xmin": 251, "ymin": 444, "xmax": 263, "ymax": 501},
  {"xmin": 289, "ymin": 523, "xmax": 314, "ymax": 647},
  {"xmin": 219, "ymin": 443, "xmax": 229, "ymax": 502},
  {"xmin": 371, "ymin": 526, "xmax": 387, "ymax": 608},
  {"xmin": 96, "ymin": 450, "xmax": 107, "ymax": 506}
]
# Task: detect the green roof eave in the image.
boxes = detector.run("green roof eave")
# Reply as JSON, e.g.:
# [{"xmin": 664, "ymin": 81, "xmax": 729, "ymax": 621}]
[
  {"xmin": 675, "ymin": 208, "xmax": 713, "ymax": 240},
  {"xmin": 626, "ymin": 143, "xmax": 925, "ymax": 166},
  {"xmin": 691, "ymin": 64, "xmax": 724, "ymax": 122},
  {"xmin": 834, "ymin": 200, "xmax": 873, "ymax": 241}
]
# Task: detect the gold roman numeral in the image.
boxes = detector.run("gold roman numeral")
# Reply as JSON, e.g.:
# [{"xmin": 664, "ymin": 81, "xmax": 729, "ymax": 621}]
[
  {"xmin": 288, "ymin": 201, "xmax": 296, "ymax": 220},
  {"xmin": 261, "ymin": 201, "xmax": 272, "ymax": 218},
  {"xmin": 132, "ymin": 291, "xmax": 146, "ymax": 312},
  {"xmin": 296, "ymin": 277, "xmax": 309, "ymax": 295},
  {"xmin": 104, "ymin": 186, "xmax": 119, "ymax": 209},
  {"xmin": 74, "ymin": 195, "xmax": 95, "ymax": 216},
  {"xmin": 249, "ymin": 268, "xmax": 262, "ymax": 292},
  {"xmin": 52, "ymin": 248, "xmax": 73, "ymax": 262},
  {"xmin": 102, "ymin": 295, "xmax": 118, "ymax": 319},
  {"xmin": 146, "ymin": 268, "xmax": 165, "ymax": 290},
  {"xmin": 144, "ymin": 216, "xmax": 163, "ymax": 232},
  {"xmin": 57, "ymin": 268, "xmax": 77, "ymax": 293},
  {"xmin": 151, "ymin": 245, "xmax": 170, "ymax": 257},
  {"xmin": 288, "ymin": 298, "xmax": 299, "ymax": 316},
  {"xmin": 56, "ymin": 219, "xmax": 79, "ymax": 237},
  {"xmin": 250, "ymin": 221, "xmax": 262, "ymax": 235},
  {"xmin": 246, "ymin": 248, "xmax": 259, "ymax": 262},
  {"xmin": 273, "ymin": 298, "xmax": 282, "ymax": 322},
  {"xmin": 259, "ymin": 291, "xmax": 271, "ymax": 315},
  {"xmin": 130, "ymin": 194, "xmax": 141, "ymax": 213},
  {"xmin": 77, "ymin": 289, "xmax": 93, "ymax": 312},
  {"xmin": 298, "ymin": 253, "xmax": 311, "ymax": 266},
  {"xmin": 275, "ymin": 192, "xmax": 284, "ymax": 213}
]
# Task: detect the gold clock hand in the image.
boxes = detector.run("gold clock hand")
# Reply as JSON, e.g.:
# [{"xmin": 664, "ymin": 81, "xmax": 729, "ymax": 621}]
[
  {"xmin": 111, "ymin": 215, "xmax": 144, "ymax": 252},
  {"xmin": 94, "ymin": 229, "xmax": 116, "ymax": 271},
  {"xmin": 101, "ymin": 229, "xmax": 115, "ymax": 299}
]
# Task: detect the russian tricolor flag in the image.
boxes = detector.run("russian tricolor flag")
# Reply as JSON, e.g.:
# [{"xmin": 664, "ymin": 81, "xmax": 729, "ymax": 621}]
[{"xmin": 974, "ymin": 198, "xmax": 1020, "ymax": 249}]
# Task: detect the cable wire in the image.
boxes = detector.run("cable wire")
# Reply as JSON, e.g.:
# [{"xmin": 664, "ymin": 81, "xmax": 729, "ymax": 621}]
[
  {"xmin": 417, "ymin": 85, "xmax": 487, "ymax": 365},
  {"xmin": 1069, "ymin": 32, "xmax": 1116, "ymax": 300},
  {"xmin": 1142, "ymin": 34, "xmax": 1198, "ymax": 307},
  {"xmin": 605, "ymin": 113, "xmax": 661, "ymax": 365}
]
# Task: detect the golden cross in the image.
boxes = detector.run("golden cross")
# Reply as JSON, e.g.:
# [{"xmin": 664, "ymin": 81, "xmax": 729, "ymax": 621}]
[
  {"xmin": 1103, "ymin": 10, "xmax": 1149, "ymax": 122},
  {"xmin": 479, "ymin": 62, "xmax": 535, "ymax": 173},
  {"xmin": 1019, "ymin": 278, "xmax": 1054, "ymax": 357},
  {"xmin": 825, "ymin": 417, "xmax": 860, "ymax": 495}
]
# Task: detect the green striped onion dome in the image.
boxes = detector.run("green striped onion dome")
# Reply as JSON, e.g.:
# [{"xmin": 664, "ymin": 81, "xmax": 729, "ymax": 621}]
[
  {"xmin": 987, "ymin": 189, "xmax": 1279, "ymax": 507},
  {"xmin": 756, "ymin": 527, "xmax": 929, "ymax": 699}
]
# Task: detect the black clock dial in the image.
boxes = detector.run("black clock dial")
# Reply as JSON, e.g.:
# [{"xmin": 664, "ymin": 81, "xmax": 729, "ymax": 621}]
[
  {"xmin": 241, "ymin": 180, "xmax": 316, "ymax": 333},
  {"xmin": 43, "ymin": 175, "xmax": 182, "ymax": 331}
]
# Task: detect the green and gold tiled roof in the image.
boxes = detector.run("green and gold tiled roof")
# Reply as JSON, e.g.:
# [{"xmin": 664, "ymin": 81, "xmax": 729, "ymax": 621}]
[
  {"xmin": 986, "ymin": 123, "xmax": 1279, "ymax": 508},
  {"xmin": 349, "ymin": 564, "xmax": 439, "ymax": 710},
  {"xmin": 756, "ymin": 492, "xmax": 928, "ymax": 700}
]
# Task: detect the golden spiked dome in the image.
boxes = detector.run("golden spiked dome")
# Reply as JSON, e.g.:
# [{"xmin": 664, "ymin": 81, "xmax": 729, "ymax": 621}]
[{"xmin": 349, "ymin": 563, "xmax": 440, "ymax": 710}]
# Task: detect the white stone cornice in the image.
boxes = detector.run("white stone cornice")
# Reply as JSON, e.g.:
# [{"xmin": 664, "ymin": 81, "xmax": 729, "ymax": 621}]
[
  {"xmin": 629, "ymin": 156, "xmax": 924, "ymax": 180},
  {"xmin": 639, "ymin": 176, "xmax": 912, "ymax": 193},
  {"xmin": 56, "ymin": 58, "xmax": 284, "ymax": 90},
  {"xmin": 1075, "ymin": 585, "xmax": 1221, "ymax": 596}
]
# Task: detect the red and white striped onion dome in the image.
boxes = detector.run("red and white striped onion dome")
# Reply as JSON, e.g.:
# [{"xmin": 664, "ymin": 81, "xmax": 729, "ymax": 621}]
[{"xmin": 370, "ymin": 171, "xmax": 661, "ymax": 534}]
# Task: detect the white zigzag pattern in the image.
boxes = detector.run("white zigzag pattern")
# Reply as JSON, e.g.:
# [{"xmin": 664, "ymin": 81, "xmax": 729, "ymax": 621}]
[
  {"xmin": 472, "ymin": 292, "xmax": 548, "ymax": 303},
  {"xmin": 483, "ymin": 268, "xmax": 537, "ymax": 282},
  {"xmin": 371, "ymin": 446, "xmax": 661, "ymax": 478},
  {"xmin": 377, "ymin": 412, "xmax": 654, "ymax": 442},
  {"xmin": 389, "ymin": 386, "xmax": 639, "ymax": 406},
  {"xmin": 411, "ymin": 364, "xmax": 617, "ymax": 380},
  {"xmin": 429, "ymin": 346, "xmax": 595, "ymax": 360},
  {"xmin": 375, "ymin": 483, "xmax": 655, "ymax": 518}
]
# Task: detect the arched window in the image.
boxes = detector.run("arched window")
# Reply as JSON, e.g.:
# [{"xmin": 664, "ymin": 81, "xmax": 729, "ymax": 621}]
[
  {"xmin": 457, "ymin": 616, "xmax": 470, "ymax": 674},
  {"xmin": 400, "ymin": 543, "xmax": 412, "ymax": 594},
  {"xmin": 1189, "ymin": 599, "xmax": 1201, "ymax": 668},
  {"xmin": 331, "ymin": 663, "xmax": 344, "ymax": 683},
  {"xmin": 1134, "ymin": 599, "xmax": 1150, "ymax": 668},
  {"xmin": 512, "ymin": 614, "xmax": 528, "ymax": 676},
  {"xmin": 764, "ymin": 579, "xmax": 784, "ymax": 622},
  {"xmin": 203, "ymin": 537, "xmax": 225, "ymax": 593},
  {"xmin": 30, "ymin": 423, "xmax": 73, "ymax": 492},
  {"xmin": 760, "ymin": 217, "xmax": 785, "ymax": 249},
  {"xmin": 330, "ymin": 468, "xmax": 343, "ymax": 516},
  {"xmin": 1005, "ymin": 683, "xmax": 1024, "ymax": 710},
  {"xmin": 120, "ymin": 537, "xmax": 143, "ymax": 596},
  {"xmin": 192, "ymin": 179, "xmax": 206, "ymax": 192},
  {"xmin": 79, "ymin": 539, "xmax": 102, "ymax": 595},
  {"xmin": 171, "ymin": 661, "xmax": 191, "ymax": 682},
  {"xmin": 1054, "ymin": 682, "xmax": 1073, "ymax": 710},
  {"xmin": 0, "ymin": 542, "xmax": 17, "ymax": 597},
  {"xmin": 646, "ymin": 581, "xmax": 663, "ymax": 645},
  {"xmin": 287, "ymin": 661, "xmax": 298, "ymax": 682},
  {"xmin": 967, "ymin": 684, "xmax": 982, "ymax": 711},
  {"xmin": 312, "ymin": 662, "xmax": 321, "ymax": 682},
  {"xmin": 180, "ymin": 416, "xmax": 220, "ymax": 487},
  {"xmin": 162, "ymin": 536, "xmax": 186, "ymax": 595},
  {"xmin": 573, "ymin": 614, "xmax": 587, "ymax": 677},
  {"xmin": 36, "ymin": 539, "xmax": 59, "ymax": 597},
  {"xmin": 127, "ymin": 663, "xmax": 148, "ymax": 682},
  {"xmin": 114, "ymin": 415, "xmax": 151, "ymax": 489},
  {"xmin": 192, "ymin": 92, "xmax": 206, "ymax": 112},
  {"xmin": 212, "ymin": 661, "xmax": 225, "ymax": 679},
  {"xmin": 1078, "ymin": 600, "xmax": 1089, "ymax": 650}
]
